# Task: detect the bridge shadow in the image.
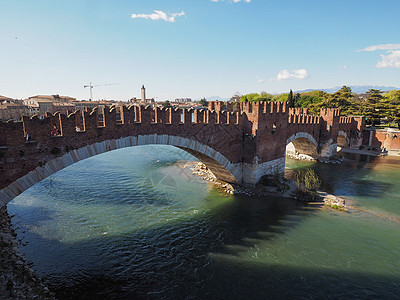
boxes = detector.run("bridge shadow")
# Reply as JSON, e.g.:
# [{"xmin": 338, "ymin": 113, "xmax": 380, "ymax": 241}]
[
  {"xmin": 10, "ymin": 148, "xmax": 400, "ymax": 299},
  {"xmin": 12, "ymin": 191, "xmax": 324, "ymax": 299},
  {"xmin": 12, "ymin": 188, "xmax": 400, "ymax": 300},
  {"xmin": 286, "ymin": 153, "xmax": 396, "ymax": 199}
]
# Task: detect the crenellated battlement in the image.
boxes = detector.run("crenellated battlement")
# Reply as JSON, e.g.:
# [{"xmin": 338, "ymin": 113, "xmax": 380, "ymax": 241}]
[
  {"xmin": 320, "ymin": 108, "xmax": 341, "ymax": 117},
  {"xmin": 236, "ymin": 101, "xmax": 288, "ymax": 115},
  {"xmin": 339, "ymin": 116, "xmax": 353, "ymax": 124},
  {"xmin": 0, "ymin": 104, "xmax": 245, "ymax": 145},
  {"xmin": 288, "ymin": 107, "xmax": 309, "ymax": 115},
  {"xmin": 0, "ymin": 101, "xmax": 367, "ymax": 201},
  {"xmin": 288, "ymin": 114, "xmax": 320, "ymax": 125}
]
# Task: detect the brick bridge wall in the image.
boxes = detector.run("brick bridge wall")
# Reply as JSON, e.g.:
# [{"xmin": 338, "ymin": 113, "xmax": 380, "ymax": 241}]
[
  {"xmin": 0, "ymin": 102, "xmax": 365, "ymax": 207},
  {"xmin": 364, "ymin": 128, "xmax": 400, "ymax": 151}
]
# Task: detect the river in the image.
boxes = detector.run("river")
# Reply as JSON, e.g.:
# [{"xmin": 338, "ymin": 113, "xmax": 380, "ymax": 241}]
[{"xmin": 8, "ymin": 145, "xmax": 400, "ymax": 299}]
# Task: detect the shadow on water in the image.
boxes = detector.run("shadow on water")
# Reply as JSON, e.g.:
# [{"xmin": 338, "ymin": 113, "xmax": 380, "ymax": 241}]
[
  {"xmin": 10, "ymin": 146, "xmax": 400, "ymax": 299},
  {"xmin": 13, "ymin": 192, "xmax": 400, "ymax": 300},
  {"xmin": 287, "ymin": 152, "xmax": 396, "ymax": 199},
  {"xmin": 13, "ymin": 192, "xmax": 322, "ymax": 299}
]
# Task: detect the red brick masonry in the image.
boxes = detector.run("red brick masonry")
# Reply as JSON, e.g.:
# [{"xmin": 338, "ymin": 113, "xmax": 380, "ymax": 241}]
[{"xmin": 0, "ymin": 102, "xmax": 365, "ymax": 205}]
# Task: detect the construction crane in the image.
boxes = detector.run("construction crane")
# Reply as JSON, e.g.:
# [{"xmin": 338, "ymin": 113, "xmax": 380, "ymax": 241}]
[{"xmin": 84, "ymin": 82, "xmax": 119, "ymax": 101}]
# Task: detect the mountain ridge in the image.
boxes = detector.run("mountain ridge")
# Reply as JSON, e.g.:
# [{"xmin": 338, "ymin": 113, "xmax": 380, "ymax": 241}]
[{"xmin": 295, "ymin": 85, "xmax": 399, "ymax": 94}]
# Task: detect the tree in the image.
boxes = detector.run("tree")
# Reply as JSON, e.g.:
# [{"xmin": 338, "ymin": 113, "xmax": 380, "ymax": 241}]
[
  {"xmin": 384, "ymin": 90, "xmax": 400, "ymax": 105},
  {"xmin": 162, "ymin": 100, "xmax": 171, "ymax": 108},
  {"xmin": 293, "ymin": 93, "xmax": 301, "ymax": 106},
  {"xmin": 366, "ymin": 89, "xmax": 383, "ymax": 104},
  {"xmin": 272, "ymin": 93, "xmax": 289, "ymax": 102},
  {"xmin": 294, "ymin": 91, "xmax": 325, "ymax": 114},
  {"xmin": 337, "ymin": 85, "xmax": 352, "ymax": 99},
  {"xmin": 199, "ymin": 98, "xmax": 208, "ymax": 106},
  {"xmin": 240, "ymin": 92, "xmax": 273, "ymax": 102},
  {"xmin": 287, "ymin": 89, "xmax": 295, "ymax": 108},
  {"xmin": 259, "ymin": 92, "xmax": 274, "ymax": 101}
]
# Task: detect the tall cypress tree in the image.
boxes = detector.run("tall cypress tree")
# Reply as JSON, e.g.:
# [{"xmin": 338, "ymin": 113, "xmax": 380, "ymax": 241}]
[{"xmin": 287, "ymin": 89, "xmax": 295, "ymax": 108}]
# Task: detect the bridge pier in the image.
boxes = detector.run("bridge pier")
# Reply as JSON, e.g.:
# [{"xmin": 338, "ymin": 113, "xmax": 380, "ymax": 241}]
[
  {"xmin": 242, "ymin": 157, "xmax": 285, "ymax": 187},
  {"xmin": 319, "ymin": 139, "xmax": 338, "ymax": 158}
]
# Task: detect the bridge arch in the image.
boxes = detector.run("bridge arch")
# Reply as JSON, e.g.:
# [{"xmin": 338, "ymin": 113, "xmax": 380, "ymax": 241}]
[
  {"xmin": 337, "ymin": 130, "xmax": 350, "ymax": 148},
  {"xmin": 0, "ymin": 134, "xmax": 241, "ymax": 207},
  {"xmin": 285, "ymin": 132, "xmax": 318, "ymax": 158}
]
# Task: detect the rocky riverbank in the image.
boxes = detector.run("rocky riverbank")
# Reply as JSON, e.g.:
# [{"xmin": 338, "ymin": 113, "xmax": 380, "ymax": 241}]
[
  {"xmin": 0, "ymin": 206, "xmax": 54, "ymax": 300},
  {"xmin": 190, "ymin": 162, "xmax": 297, "ymax": 198},
  {"xmin": 190, "ymin": 162, "xmax": 351, "ymax": 214},
  {"xmin": 190, "ymin": 163, "xmax": 235, "ymax": 194}
]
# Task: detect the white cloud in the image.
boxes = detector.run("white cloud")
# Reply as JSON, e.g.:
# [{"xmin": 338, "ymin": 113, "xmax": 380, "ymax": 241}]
[
  {"xmin": 356, "ymin": 43, "xmax": 400, "ymax": 68},
  {"xmin": 131, "ymin": 10, "xmax": 185, "ymax": 23},
  {"xmin": 376, "ymin": 50, "xmax": 400, "ymax": 68},
  {"xmin": 276, "ymin": 69, "xmax": 309, "ymax": 81},
  {"xmin": 356, "ymin": 43, "xmax": 400, "ymax": 52},
  {"xmin": 257, "ymin": 79, "xmax": 264, "ymax": 83}
]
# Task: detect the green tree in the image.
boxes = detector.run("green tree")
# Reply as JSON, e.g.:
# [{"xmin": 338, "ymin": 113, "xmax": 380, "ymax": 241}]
[
  {"xmin": 272, "ymin": 93, "xmax": 289, "ymax": 102},
  {"xmin": 366, "ymin": 89, "xmax": 383, "ymax": 104},
  {"xmin": 259, "ymin": 91, "xmax": 274, "ymax": 101},
  {"xmin": 295, "ymin": 91, "xmax": 325, "ymax": 114},
  {"xmin": 287, "ymin": 89, "xmax": 295, "ymax": 108},
  {"xmin": 162, "ymin": 100, "xmax": 171, "ymax": 108},
  {"xmin": 199, "ymin": 98, "xmax": 208, "ymax": 106},
  {"xmin": 384, "ymin": 90, "xmax": 400, "ymax": 105},
  {"xmin": 293, "ymin": 93, "xmax": 301, "ymax": 106}
]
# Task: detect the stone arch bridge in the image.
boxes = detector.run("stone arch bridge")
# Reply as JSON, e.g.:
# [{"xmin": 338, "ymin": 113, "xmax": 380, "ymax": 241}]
[{"xmin": 0, "ymin": 101, "xmax": 365, "ymax": 207}]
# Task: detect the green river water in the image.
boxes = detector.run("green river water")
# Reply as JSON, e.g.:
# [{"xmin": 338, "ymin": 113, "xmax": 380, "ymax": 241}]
[{"xmin": 7, "ymin": 146, "xmax": 400, "ymax": 299}]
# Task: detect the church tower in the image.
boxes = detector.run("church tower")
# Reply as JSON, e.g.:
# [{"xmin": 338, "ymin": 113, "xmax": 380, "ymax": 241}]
[{"xmin": 141, "ymin": 85, "xmax": 146, "ymax": 102}]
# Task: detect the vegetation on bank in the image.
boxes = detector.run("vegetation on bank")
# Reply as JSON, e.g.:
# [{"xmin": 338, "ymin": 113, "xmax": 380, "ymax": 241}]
[
  {"xmin": 291, "ymin": 168, "xmax": 321, "ymax": 201},
  {"xmin": 239, "ymin": 86, "xmax": 400, "ymax": 128},
  {"xmin": 326, "ymin": 204, "xmax": 347, "ymax": 211},
  {"xmin": 256, "ymin": 174, "xmax": 290, "ymax": 193}
]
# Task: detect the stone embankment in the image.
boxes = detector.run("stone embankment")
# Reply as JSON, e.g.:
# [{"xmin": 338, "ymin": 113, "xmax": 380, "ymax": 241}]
[
  {"xmin": 317, "ymin": 190, "xmax": 400, "ymax": 224},
  {"xmin": 190, "ymin": 163, "xmax": 235, "ymax": 194},
  {"xmin": 287, "ymin": 153, "xmax": 344, "ymax": 164},
  {"xmin": 190, "ymin": 162, "xmax": 296, "ymax": 198},
  {"xmin": 0, "ymin": 206, "xmax": 54, "ymax": 299},
  {"xmin": 192, "ymin": 161, "xmax": 349, "ymax": 214},
  {"xmin": 317, "ymin": 191, "xmax": 347, "ymax": 211},
  {"xmin": 286, "ymin": 153, "xmax": 316, "ymax": 161}
]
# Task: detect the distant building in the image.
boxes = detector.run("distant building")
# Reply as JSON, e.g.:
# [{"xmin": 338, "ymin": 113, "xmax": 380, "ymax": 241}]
[
  {"xmin": 130, "ymin": 85, "xmax": 155, "ymax": 105},
  {"xmin": 52, "ymin": 102, "xmax": 76, "ymax": 115},
  {"xmin": 73, "ymin": 101, "xmax": 100, "ymax": 111},
  {"xmin": 169, "ymin": 101, "xmax": 201, "ymax": 109},
  {"xmin": 23, "ymin": 95, "xmax": 77, "ymax": 117},
  {"xmin": 0, "ymin": 95, "xmax": 14, "ymax": 102},
  {"xmin": 0, "ymin": 98, "xmax": 30, "ymax": 121},
  {"xmin": 141, "ymin": 85, "xmax": 146, "ymax": 102},
  {"xmin": 26, "ymin": 95, "xmax": 76, "ymax": 104},
  {"xmin": 230, "ymin": 92, "xmax": 241, "ymax": 102},
  {"xmin": 175, "ymin": 98, "xmax": 192, "ymax": 103}
]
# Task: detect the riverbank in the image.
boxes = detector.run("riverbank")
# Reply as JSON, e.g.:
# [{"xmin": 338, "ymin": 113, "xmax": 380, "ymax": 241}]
[
  {"xmin": 318, "ymin": 190, "xmax": 400, "ymax": 224},
  {"xmin": 190, "ymin": 161, "xmax": 400, "ymax": 226},
  {"xmin": 339, "ymin": 147, "xmax": 400, "ymax": 157},
  {"xmin": 0, "ymin": 206, "xmax": 54, "ymax": 299},
  {"xmin": 190, "ymin": 162, "xmax": 296, "ymax": 198}
]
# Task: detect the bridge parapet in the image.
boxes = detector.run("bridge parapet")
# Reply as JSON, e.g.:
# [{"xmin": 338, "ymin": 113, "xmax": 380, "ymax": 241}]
[
  {"xmin": 1, "ymin": 105, "xmax": 246, "ymax": 149},
  {"xmin": 288, "ymin": 107, "xmax": 309, "ymax": 115},
  {"xmin": 288, "ymin": 114, "xmax": 320, "ymax": 125},
  {"xmin": 0, "ymin": 102, "xmax": 368, "ymax": 207}
]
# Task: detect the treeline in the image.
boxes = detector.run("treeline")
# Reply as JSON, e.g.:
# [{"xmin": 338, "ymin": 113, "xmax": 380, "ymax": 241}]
[{"xmin": 240, "ymin": 86, "xmax": 400, "ymax": 127}]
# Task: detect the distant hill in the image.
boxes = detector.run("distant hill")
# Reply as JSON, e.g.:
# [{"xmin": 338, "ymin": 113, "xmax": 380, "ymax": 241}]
[
  {"xmin": 296, "ymin": 85, "xmax": 399, "ymax": 94},
  {"xmin": 205, "ymin": 96, "xmax": 230, "ymax": 101}
]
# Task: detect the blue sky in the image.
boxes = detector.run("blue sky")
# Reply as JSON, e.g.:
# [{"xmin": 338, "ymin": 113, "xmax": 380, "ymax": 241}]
[{"xmin": 1, "ymin": 0, "xmax": 399, "ymax": 101}]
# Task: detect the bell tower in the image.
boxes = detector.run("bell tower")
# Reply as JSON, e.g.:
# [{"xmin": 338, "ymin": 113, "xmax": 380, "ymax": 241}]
[{"xmin": 141, "ymin": 85, "xmax": 146, "ymax": 102}]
